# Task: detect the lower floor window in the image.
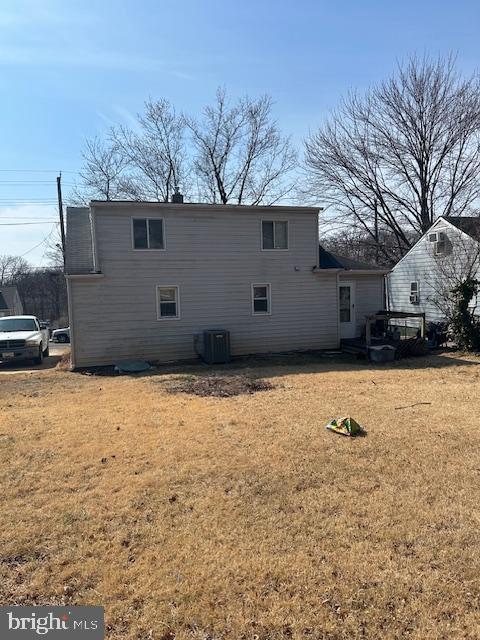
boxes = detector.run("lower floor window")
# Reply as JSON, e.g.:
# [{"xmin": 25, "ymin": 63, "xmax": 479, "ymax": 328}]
[
  {"xmin": 157, "ymin": 286, "xmax": 179, "ymax": 319},
  {"xmin": 252, "ymin": 283, "xmax": 271, "ymax": 314}
]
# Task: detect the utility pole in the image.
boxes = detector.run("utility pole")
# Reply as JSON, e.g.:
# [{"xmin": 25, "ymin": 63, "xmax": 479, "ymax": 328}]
[{"xmin": 57, "ymin": 173, "xmax": 66, "ymax": 269}]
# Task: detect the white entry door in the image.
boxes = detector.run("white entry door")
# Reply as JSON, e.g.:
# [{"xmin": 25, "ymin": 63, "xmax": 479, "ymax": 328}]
[{"xmin": 339, "ymin": 282, "xmax": 356, "ymax": 339}]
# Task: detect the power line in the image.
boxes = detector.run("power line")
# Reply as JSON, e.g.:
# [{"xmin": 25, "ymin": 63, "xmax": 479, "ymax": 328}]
[
  {"xmin": 0, "ymin": 201, "xmax": 59, "ymax": 205},
  {"xmin": 20, "ymin": 224, "xmax": 58, "ymax": 257},
  {"xmin": 0, "ymin": 221, "xmax": 58, "ymax": 225},
  {"xmin": 0, "ymin": 169, "xmax": 78, "ymax": 174},
  {"xmin": 0, "ymin": 180, "xmax": 76, "ymax": 183}
]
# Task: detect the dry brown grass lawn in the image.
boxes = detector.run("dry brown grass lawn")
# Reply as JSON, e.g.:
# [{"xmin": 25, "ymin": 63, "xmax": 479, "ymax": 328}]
[{"xmin": 1, "ymin": 353, "xmax": 480, "ymax": 639}]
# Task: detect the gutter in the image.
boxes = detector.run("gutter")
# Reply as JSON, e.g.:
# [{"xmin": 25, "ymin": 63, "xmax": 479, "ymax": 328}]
[
  {"xmin": 312, "ymin": 267, "xmax": 343, "ymax": 274},
  {"xmin": 339, "ymin": 268, "xmax": 391, "ymax": 276},
  {"xmin": 89, "ymin": 200, "xmax": 320, "ymax": 215},
  {"xmin": 65, "ymin": 273, "xmax": 105, "ymax": 280}
]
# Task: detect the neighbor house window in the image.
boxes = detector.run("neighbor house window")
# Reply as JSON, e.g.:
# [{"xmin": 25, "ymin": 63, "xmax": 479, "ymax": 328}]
[
  {"xmin": 157, "ymin": 286, "xmax": 180, "ymax": 319},
  {"xmin": 410, "ymin": 281, "xmax": 419, "ymax": 304},
  {"xmin": 262, "ymin": 221, "xmax": 288, "ymax": 250},
  {"xmin": 252, "ymin": 284, "xmax": 271, "ymax": 315},
  {"xmin": 133, "ymin": 218, "xmax": 164, "ymax": 249}
]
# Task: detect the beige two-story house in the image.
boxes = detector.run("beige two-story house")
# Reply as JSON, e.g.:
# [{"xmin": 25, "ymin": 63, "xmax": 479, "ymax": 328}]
[{"xmin": 65, "ymin": 200, "xmax": 386, "ymax": 368}]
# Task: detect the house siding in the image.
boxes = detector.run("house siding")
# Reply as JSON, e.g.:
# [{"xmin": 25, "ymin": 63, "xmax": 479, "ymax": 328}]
[
  {"xmin": 69, "ymin": 204, "xmax": 339, "ymax": 367},
  {"xmin": 339, "ymin": 273, "xmax": 385, "ymax": 336},
  {"xmin": 387, "ymin": 221, "xmax": 479, "ymax": 323}
]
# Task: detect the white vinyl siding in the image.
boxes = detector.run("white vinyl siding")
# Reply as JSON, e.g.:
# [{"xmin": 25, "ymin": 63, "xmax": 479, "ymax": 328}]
[
  {"xmin": 388, "ymin": 220, "xmax": 480, "ymax": 322},
  {"xmin": 68, "ymin": 205, "xmax": 341, "ymax": 366}
]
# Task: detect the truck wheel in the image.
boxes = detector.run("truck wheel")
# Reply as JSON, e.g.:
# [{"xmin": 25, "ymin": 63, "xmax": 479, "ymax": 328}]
[
  {"xmin": 43, "ymin": 343, "xmax": 49, "ymax": 357},
  {"xmin": 34, "ymin": 346, "xmax": 44, "ymax": 365}
]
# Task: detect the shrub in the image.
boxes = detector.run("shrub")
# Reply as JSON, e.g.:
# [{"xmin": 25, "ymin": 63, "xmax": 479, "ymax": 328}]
[{"xmin": 449, "ymin": 277, "xmax": 480, "ymax": 351}]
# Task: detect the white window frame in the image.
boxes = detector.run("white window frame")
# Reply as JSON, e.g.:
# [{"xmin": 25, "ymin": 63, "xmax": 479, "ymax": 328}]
[
  {"xmin": 261, "ymin": 220, "xmax": 289, "ymax": 251},
  {"xmin": 410, "ymin": 281, "xmax": 420, "ymax": 304},
  {"xmin": 132, "ymin": 217, "xmax": 166, "ymax": 251},
  {"xmin": 156, "ymin": 285, "xmax": 180, "ymax": 320},
  {"xmin": 251, "ymin": 283, "xmax": 271, "ymax": 316}
]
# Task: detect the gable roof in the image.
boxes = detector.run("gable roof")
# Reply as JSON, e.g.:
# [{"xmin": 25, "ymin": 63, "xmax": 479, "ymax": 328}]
[
  {"xmin": 318, "ymin": 245, "xmax": 387, "ymax": 272},
  {"xmin": 392, "ymin": 215, "xmax": 480, "ymax": 271},
  {"xmin": 0, "ymin": 286, "xmax": 19, "ymax": 310},
  {"xmin": 443, "ymin": 216, "xmax": 480, "ymax": 241}
]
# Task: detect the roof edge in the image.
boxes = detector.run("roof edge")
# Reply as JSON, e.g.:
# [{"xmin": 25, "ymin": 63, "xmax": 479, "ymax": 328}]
[{"xmin": 89, "ymin": 200, "xmax": 320, "ymax": 214}]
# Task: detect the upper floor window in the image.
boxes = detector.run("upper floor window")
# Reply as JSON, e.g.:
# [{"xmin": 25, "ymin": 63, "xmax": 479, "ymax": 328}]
[
  {"xmin": 132, "ymin": 218, "xmax": 164, "ymax": 250},
  {"xmin": 262, "ymin": 221, "xmax": 288, "ymax": 250}
]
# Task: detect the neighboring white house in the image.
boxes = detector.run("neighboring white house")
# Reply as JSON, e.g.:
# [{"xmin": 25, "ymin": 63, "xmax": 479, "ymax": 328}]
[
  {"xmin": 0, "ymin": 286, "xmax": 23, "ymax": 318},
  {"xmin": 387, "ymin": 216, "xmax": 480, "ymax": 322},
  {"xmin": 65, "ymin": 200, "xmax": 387, "ymax": 368}
]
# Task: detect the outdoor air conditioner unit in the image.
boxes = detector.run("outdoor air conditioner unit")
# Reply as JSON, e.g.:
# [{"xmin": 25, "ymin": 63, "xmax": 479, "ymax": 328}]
[
  {"xmin": 410, "ymin": 294, "xmax": 419, "ymax": 304},
  {"xmin": 194, "ymin": 329, "xmax": 231, "ymax": 364}
]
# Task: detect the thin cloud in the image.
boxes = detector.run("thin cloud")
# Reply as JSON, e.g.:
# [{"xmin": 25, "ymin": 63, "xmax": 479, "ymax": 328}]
[{"xmin": 0, "ymin": 43, "xmax": 193, "ymax": 77}]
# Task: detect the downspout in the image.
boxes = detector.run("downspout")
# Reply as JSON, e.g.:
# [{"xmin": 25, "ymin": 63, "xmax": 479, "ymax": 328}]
[
  {"xmin": 65, "ymin": 276, "xmax": 76, "ymax": 370},
  {"xmin": 89, "ymin": 205, "xmax": 99, "ymax": 273},
  {"xmin": 336, "ymin": 269, "xmax": 341, "ymax": 348}
]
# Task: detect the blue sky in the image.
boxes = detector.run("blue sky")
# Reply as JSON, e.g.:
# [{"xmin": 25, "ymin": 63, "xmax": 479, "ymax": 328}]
[{"xmin": 1, "ymin": 0, "xmax": 479, "ymax": 264}]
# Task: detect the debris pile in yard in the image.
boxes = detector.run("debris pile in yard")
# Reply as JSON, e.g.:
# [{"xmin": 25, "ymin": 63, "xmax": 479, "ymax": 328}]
[
  {"xmin": 166, "ymin": 374, "xmax": 275, "ymax": 398},
  {"xmin": 325, "ymin": 416, "xmax": 366, "ymax": 437}
]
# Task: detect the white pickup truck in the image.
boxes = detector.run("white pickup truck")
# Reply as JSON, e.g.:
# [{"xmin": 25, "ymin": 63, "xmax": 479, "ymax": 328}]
[{"xmin": 0, "ymin": 315, "xmax": 50, "ymax": 365}]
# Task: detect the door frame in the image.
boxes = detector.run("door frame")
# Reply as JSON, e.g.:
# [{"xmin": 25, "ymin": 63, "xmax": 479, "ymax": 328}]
[{"xmin": 338, "ymin": 280, "xmax": 356, "ymax": 339}]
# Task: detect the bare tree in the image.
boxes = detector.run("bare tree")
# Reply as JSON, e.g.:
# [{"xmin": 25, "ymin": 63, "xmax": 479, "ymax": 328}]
[
  {"xmin": 305, "ymin": 56, "xmax": 480, "ymax": 263},
  {"xmin": 0, "ymin": 255, "xmax": 30, "ymax": 285},
  {"xmin": 14, "ymin": 267, "xmax": 68, "ymax": 326},
  {"xmin": 74, "ymin": 89, "xmax": 297, "ymax": 206},
  {"xmin": 44, "ymin": 226, "xmax": 65, "ymax": 269},
  {"xmin": 186, "ymin": 89, "xmax": 297, "ymax": 204},
  {"xmin": 323, "ymin": 227, "xmax": 405, "ymax": 266},
  {"xmin": 110, "ymin": 99, "xmax": 188, "ymax": 202},
  {"xmin": 72, "ymin": 136, "xmax": 129, "ymax": 203}
]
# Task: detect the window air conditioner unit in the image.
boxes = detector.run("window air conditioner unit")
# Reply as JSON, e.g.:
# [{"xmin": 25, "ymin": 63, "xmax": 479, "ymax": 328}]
[{"xmin": 410, "ymin": 294, "xmax": 419, "ymax": 304}]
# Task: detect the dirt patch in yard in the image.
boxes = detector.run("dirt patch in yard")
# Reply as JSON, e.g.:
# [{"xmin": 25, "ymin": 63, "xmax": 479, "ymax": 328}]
[{"xmin": 165, "ymin": 373, "xmax": 275, "ymax": 397}]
